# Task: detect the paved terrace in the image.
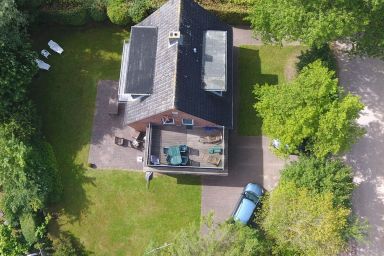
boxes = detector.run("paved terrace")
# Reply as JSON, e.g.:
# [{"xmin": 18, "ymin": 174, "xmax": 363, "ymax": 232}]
[{"xmin": 88, "ymin": 80, "xmax": 143, "ymax": 170}]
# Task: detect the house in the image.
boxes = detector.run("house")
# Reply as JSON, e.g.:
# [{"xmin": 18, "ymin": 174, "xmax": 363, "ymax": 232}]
[{"xmin": 117, "ymin": 0, "xmax": 233, "ymax": 175}]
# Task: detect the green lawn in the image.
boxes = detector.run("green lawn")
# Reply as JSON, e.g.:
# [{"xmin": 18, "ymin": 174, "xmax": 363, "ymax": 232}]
[
  {"xmin": 30, "ymin": 24, "xmax": 201, "ymax": 255},
  {"xmin": 237, "ymin": 45, "xmax": 307, "ymax": 136}
]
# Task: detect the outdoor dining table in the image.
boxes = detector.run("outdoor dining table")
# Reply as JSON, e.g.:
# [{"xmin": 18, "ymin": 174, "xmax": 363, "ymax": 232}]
[{"xmin": 167, "ymin": 146, "xmax": 182, "ymax": 165}]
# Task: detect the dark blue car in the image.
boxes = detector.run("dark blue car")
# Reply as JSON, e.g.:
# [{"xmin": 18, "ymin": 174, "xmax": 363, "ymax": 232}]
[{"xmin": 232, "ymin": 183, "xmax": 264, "ymax": 224}]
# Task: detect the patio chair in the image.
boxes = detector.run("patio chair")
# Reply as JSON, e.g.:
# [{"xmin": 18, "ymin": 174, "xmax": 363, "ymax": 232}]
[
  {"xmin": 115, "ymin": 136, "xmax": 125, "ymax": 146},
  {"xmin": 48, "ymin": 40, "xmax": 64, "ymax": 54},
  {"xmin": 41, "ymin": 49, "xmax": 50, "ymax": 58},
  {"xmin": 35, "ymin": 59, "xmax": 50, "ymax": 70},
  {"xmin": 181, "ymin": 156, "xmax": 189, "ymax": 166},
  {"xmin": 179, "ymin": 144, "xmax": 188, "ymax": 153},
  {"xmin": 198, "ymin": 134, "xmax": 222, "ymax": 144}
]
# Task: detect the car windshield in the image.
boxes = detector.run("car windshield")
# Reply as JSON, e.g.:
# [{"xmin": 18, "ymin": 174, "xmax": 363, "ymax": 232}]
[{"xmin": 244, "ymin": 191, "xmax": 260, "ymax": 204}]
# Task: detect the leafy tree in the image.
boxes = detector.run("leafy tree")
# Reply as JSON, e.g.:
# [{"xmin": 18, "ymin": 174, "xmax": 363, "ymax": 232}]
[
  {"xmin": 0, "ymin": 224, "xmax": 28, "ymax": 256},
  {"xmin": 53, "ymin": 232, "xmax": 89, "ymax": 256},
  {"xmin": 281, "ymin": 157, "xmax": 354, "ymax": 208},
  {"xmin": 0, "ymin": 128, "xmax": 61, "ymax": 221},
  {"xmin": 0, "ymin": 44, "xmax": 38, "ymax": 123},
  {"xmin": 261, "ymin": 182, "xmax": 350, "ymax": 256},
  {"xmin": 254, "ymin": 60, "xmax": 364, "ymax": 158},
  {"xmin": 247, "ymin": 0, "xmax": 384, "ymax": 57},
  {"xmin": 146, "ymin": 216, "xmax": 272, "ymax": 255},
  {"xmin": 0, "ymin": 0, "xmax": 27, "ymax": 47},
  {"xmin": 129, "ymin": 0, "xmax": 151, "ymax": 23},
  {"xmin": 107, "ymin": 0, "xmax": 131, "ymax": 25},
  {"xmin": 89, "ymin": 0, "xmax": 107, "ymax": 22}
]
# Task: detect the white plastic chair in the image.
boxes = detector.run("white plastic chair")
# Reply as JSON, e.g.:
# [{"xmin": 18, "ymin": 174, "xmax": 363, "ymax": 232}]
[
  {"xmin": 41, "ymin": 49, "xmax": 50, "ymax": 58},
  {"xmin": 35, "ymin": 59, "xmax": 50, "ymax": 70},
  {"xmin": 48, "ymin": 40, "xmax": 64, "ymax": 54}
]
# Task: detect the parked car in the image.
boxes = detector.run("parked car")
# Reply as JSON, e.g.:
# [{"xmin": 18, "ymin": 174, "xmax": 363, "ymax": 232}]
[{"xmin": 232, "ymin": 183, "xmax": 264, "ymax": 224}]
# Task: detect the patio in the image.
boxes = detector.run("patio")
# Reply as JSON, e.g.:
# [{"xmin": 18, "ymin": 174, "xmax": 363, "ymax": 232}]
[
  {"xmin": 88, "ymin": 80, "xmax": 143, "ymax": 170},
  {"xmin": 144, "ymin": 124, "xmax": 228, "ymax": 175}
]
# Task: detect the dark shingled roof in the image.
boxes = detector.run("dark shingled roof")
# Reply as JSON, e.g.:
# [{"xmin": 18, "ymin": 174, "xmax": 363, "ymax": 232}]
[
  {"xmin": 122, "ymin": 0, "xmax": 233, "ymax": 128},
  {"xmin": 125, "ymin": 26, "xmax": 158, "ymax": 95}
]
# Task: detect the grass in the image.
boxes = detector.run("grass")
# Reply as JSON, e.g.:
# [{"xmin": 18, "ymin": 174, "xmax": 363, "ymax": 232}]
[
  {"xmin": 30, "ymin": 24, "xmax": 201, "ymax": 255},
  {"xmin": 237, "ymin": 45, "xmax": 307, "ymax": 136}
]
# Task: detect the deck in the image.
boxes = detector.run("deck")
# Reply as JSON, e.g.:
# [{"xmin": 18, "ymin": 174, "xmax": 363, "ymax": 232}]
[{"xmin": 145, "ymin": 124, "xmax": 228, "ymax": 175}]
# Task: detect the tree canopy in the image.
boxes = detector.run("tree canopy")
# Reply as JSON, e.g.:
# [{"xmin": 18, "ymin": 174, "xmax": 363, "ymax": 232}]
[
  {"xmin": 247, "ymin": 0, "xmax": 384, "ymax": 57},
  {"xmin": 0, "ymin": 224, "xmax": 28, "ymax": 256},
  {"xmin": 261, "ymin": 182, "xmax": 350, "ymax": 256},
  {"xmin": 280, "ymin": 157, "xmax": 354, "ymax": 208},
  {"xmin": 146, "ymin": 218, "xmax": 272, "ymax": 256},
  {"xmin": 254, "ymin": 60, "xmax": 364, "ymax": 158}
]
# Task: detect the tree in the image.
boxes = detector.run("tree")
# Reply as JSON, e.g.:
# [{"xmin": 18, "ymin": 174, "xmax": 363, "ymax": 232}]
[
  {"xmin": 254, "ymin": 60, "xmax": 364, "ymax": 158},
  {"xmin": 280, "ymin": 157, "xmax": 354, "ymax": 208},
  {"xmin": 0, "ymin": 128, "xmax": 61, "ymax": 222},
  {"xmin": 247, "ymin": 0, "xmax": 384, "ymax": 57},
  {"xmin": 146, "ymin": 217, "xmax": 272, "ymax": 256},
  {"xmin": 261, "ymin": 182, "xmax": 350, "ymax": 256},
  {"xmin": 0, "ymin": 0, "xmax": 27, "ymax": 47},
  {"xmin": 107, "ymin": 0, "xmax": 131, "ymax": 26},
  {"xmin": 129, "ymin": 0, "xmax": 151, "ymax": 23},
  {"xmin": 0, "ymin": 44, "xmax": 38, "ymax": 122},
  {"xmin": 53, "ymin": 232, "xmax": 88, "ymax": 256},
  {"xmin": 0, "ymin": 224, "xmax": 28, "ymax": 256}
]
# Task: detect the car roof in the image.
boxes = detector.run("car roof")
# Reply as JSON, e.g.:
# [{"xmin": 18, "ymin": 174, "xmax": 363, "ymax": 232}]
[
  {"xmin": 244, "ymin": 183, "xmax": 264, "ymax": 196},
  {"xmin": 233, "ymin": 198, "xmax": 256, "ymax": 224}
]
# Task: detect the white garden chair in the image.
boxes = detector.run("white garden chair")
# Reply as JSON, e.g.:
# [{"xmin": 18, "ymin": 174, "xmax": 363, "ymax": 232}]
[{"xmin": 48, "ymin": 40, "xmax": 64, "ymax": 54}]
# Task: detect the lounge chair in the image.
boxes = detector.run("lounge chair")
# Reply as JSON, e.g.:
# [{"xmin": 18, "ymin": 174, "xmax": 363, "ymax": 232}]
[
  {"xmin": 201, "ymin": 153, "xmax": 221, "ymax": 166},
  {"xmin": 48, "ymin": 40, "xmax": 64, "ymax": 54},
  {"xmin": 41, "ymin": 49, "xmax": 50, "ymax": 58},
  {"xmin": 35, "ymin": 59, "xmax": 50, "ymax": 70},
  {"xmin": 198, "ymin": 134, "xmax": 222, "ymax": 144}
]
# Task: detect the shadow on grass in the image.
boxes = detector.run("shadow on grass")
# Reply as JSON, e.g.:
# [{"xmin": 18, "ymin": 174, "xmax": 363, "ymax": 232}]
[
  {"xmin": 237, "ymin": 47, "xmax": 278, "ymax": 136},
  {"xmin": 30, "ymin": 24, "xmax": 128, "ymax": 223}
]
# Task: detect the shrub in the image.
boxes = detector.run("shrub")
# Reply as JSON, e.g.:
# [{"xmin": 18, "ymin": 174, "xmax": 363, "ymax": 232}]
[
  {"xmin": 107, "ymin": 0, "xmax": 131, "ymax": 25},
  {"xmin": 40, "ymin": 5, "xmax": 89, "ymax": 26},
  {"xmin": 296, "ymin": 44, "xmax": 337, "ymax": 74},
  {"xmin": 89, "ymin": 0, "xmax": 107, "ymax": 22},
  {"xmin": 20, "ymin": 213, "xmax": 38, "ymax": 245},
  {"xmin": 53, "ymin": 232, "xmax": 88, "ymax": 256},
  {"xmin": 129, "ymin": 0, "xmax": 151, "ymax": 23}
]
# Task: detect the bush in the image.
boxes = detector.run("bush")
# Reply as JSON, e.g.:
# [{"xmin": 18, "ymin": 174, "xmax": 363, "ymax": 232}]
[
  {"xmin": 129, "ymin": 0, "xmax": 151, "ymax": 23},
  {"xmin": 280, "ymin": 157, "xmax": 355, "ymax": 208},
  {"xmin": 296, "ymin": 44, "xmax": 337, "ymax": 74},
  {"xmin": 40, "ymin": 5, "xmax": 89, "ymax": 26},
  {"xmin": 89, "ymin": 0, "xmax": 107, "ymax": 22},
  {"xmin": 53, "ymin": 232, "xmax": 88, "ymax": 256},
  {"xmin": 107, "ymin": 0, "xmax": 131, "ymax": 25},
  {"xmin": 20, "ymin": 213, "xmax": 38, "ymax": 245}
]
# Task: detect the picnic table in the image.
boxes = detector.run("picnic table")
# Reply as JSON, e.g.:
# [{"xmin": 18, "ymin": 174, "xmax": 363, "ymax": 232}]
[{"xmin": 167, "ymin": 146, "xmax": 182, "ymax": 165}]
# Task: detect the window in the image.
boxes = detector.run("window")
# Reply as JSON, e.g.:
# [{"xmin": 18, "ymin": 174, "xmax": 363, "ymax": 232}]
[
  {"xmin": 182, "ymin": 118, "xmax": 194, "ymax": 126},
  {"xmin": 162, "ymin": 116, "xmax": 175, "ymax": 125}
]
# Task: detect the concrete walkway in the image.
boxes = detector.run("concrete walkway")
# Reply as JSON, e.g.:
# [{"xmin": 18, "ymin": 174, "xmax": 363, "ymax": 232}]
[{"xmin": 336, "ymin": 50, "xmax": 384, "ymax": 256}]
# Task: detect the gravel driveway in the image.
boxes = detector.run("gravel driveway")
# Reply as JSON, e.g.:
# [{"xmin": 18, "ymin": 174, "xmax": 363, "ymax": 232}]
[{"xmin": 337, "ymin": 50, "xmax": 384, "ymax": 255}]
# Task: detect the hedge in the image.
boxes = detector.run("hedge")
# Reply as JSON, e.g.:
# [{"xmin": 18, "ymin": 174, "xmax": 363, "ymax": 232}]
[
  {"xmin": 39, "ymin": 5, "xmax": 89, "ymax": 26},
  {"xmin": 20, "ymin": 213, "xmax": 38, "ymax": 245}
]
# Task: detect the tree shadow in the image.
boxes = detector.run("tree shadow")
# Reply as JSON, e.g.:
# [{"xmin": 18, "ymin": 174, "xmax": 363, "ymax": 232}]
[
  {"xmin": 237, "ymin": 47, "xmax": 278, "ymax": 136},
  {"xmin": 29, "ymin": 24, "xmax": 127, "ymax": 228}
]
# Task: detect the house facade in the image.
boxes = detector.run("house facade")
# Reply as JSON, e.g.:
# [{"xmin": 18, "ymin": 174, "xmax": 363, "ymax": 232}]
[{"xmin": 117, "ymin": 0, "xmax": 233, "ymax": 175}]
